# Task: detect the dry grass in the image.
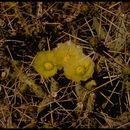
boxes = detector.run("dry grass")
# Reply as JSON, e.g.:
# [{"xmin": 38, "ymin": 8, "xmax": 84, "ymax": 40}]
[{"xmin": 0, "ymin": 2, "xmax": 130, "ymax": 128}]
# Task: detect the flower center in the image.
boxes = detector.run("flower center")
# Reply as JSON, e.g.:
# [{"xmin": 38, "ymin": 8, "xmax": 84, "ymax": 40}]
[
  {"xmin": 76, "ymin": 66, "xmax": 86, "ymax": 76},
  {"xmin": 63, "ymin": 55, "xmax": 70, "ymax": 63},
  {"xmin": 43, "ymin": 62, "xmax": 54, "ymax": 71}
]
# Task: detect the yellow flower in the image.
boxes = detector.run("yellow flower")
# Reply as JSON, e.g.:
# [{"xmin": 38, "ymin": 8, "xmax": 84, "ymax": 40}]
[
  {"xmin": 64, "ymin": 55, "xmax": 95, "ymax": 82},
  {"xmin": 33, "ymin": 51, "xmax": 57, "ymax": 78},
  {"xmin": 54, "ymin": 41, "xmax": 84, "ymax": 68},
  {"xmin": 32, "ymin": 40, "xmax": 95, "ymax": 81}
]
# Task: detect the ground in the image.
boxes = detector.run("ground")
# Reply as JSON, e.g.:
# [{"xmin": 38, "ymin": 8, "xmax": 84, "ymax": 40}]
[{"xmin": 0, "ymin": 2, "xmax": 130, "ymax": 128}]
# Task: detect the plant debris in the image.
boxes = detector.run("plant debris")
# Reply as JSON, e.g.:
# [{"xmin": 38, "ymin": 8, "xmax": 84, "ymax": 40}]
[{"xmin": 0, "ymin": 2, "xmax": 130, "ymax": 128}]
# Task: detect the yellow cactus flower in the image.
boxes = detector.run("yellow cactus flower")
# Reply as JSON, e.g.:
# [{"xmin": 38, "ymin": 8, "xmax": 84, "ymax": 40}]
[
  {"xmin": 54, "ymin": 41, "xmax": 84, "ymax": 68},
  {"xmin": 33, "ymin": 51, "xmax": 57, "ymax": 78},
  {"xmin": 64, "ymin": 56, "xmax": 95, "ymax": 82},
  {"xmin": 32, "ymin": 40, "xmax": 95, "ymax": 82}
]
